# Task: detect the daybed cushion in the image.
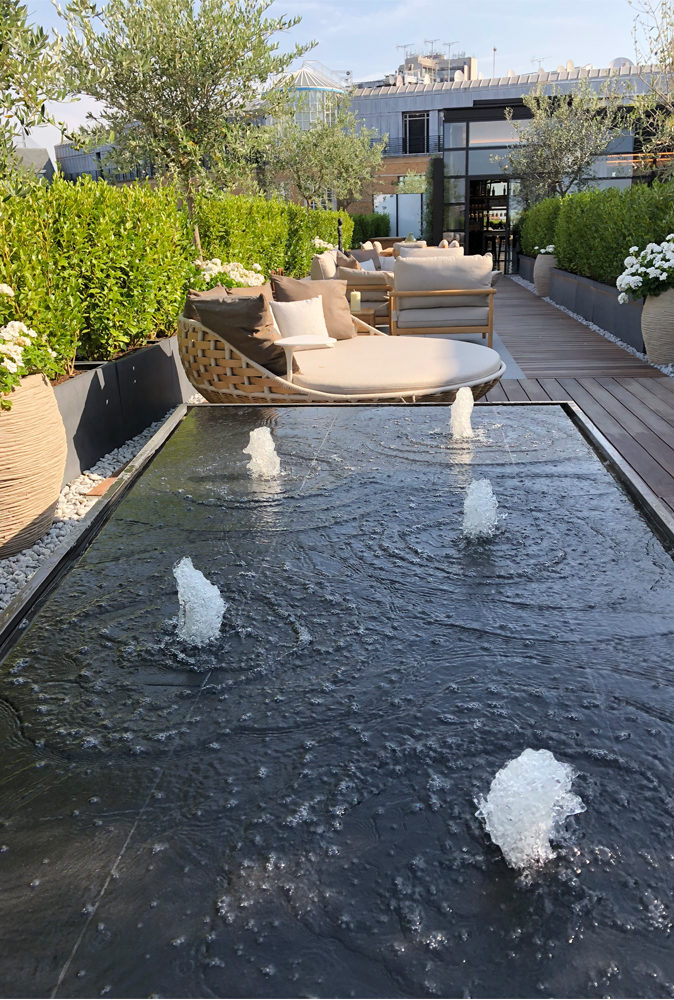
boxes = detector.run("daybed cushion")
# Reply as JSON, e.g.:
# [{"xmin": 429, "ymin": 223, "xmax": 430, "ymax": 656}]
[
  {"xmin": 192, "ymin": 292, "xmax": 289, "ymax": 376},
  {"xmin": 293, "ymin": 336, "xmax": 502, "ymax": 395},
  {"xmin": 397, "ymin": 244, "xmax": 464, "ymax": 259},
  {"xmin": 183, "ymin": 282, "xmax": 273, "ymax": 319},
  {"xmin": 271, "ymin": 274, "xmax": 355, "ymax": 340},
  {"xmin": 395, "ymin": 255, "xmax": 493, "ymax": 309},
  {"xmin": 270, "ymin": 296, "xmax": 330, "ymax": 341},
  {"xmin": 392, "ymin": 307, "xmax": 490, "ymax": 328}
]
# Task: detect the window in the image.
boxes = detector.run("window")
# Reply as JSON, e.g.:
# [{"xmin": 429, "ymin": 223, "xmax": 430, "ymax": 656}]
[
  {"xmin": 403, "ymin": 111, "xmax": 429, "ymax": 154},
  {"xmin": 444, "ymin": 150, "xmax": 466, "ymax": 176},
  {"xmin": 444, "ymin": 122, "xmax": 466, "ymax": 148},
  {"xmin": 468, "ymin": 120, "xmax": 519, "ymax": 146}
]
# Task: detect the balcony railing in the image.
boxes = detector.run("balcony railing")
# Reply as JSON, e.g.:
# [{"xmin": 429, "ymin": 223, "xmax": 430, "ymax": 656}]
[{"xmin": 381, "ymin": 135, "xmax": 443, "ymax": 157}]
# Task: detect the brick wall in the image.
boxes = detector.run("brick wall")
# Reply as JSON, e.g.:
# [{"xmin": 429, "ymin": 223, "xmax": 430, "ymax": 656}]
[{"xmin": 348, "ymin": 154, "xmax": 430, "ymax": 216}]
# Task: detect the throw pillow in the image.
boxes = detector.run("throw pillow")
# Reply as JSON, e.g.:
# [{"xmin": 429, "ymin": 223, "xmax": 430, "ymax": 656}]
[
  {"xmin": 271, "ymin": 274, "xmax": 355, "ymax": 340},
  {"xmin": 360, "ymin": 240, "xmax": 374, "ymax": 250},
  {"xmin": 269, "ymin": 296, "xmax": 330, "ymax": 342},
  {"xmin": 349, "ymin": 249, "xmax": 381, "ymax": 270},
  {"xmin": 359, "ymin": 258, "xmax": 377, "ymax": 271},
  {"xmin": 192, "ymin": 293, "xmax": 291, "ymax": 376},
  {"xmin": 336, "ymin": 250, "xmax": 362, "ymax": 270},
  {"xmin": 183, "ymin": 284, "xmax": 230, "ymax": 320}
]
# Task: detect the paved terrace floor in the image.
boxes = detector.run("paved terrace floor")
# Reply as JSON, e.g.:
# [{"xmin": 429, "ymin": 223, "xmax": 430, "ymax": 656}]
[{"xmin": 478, "ymin": 277, "xmax": 674, "ymax": 523}]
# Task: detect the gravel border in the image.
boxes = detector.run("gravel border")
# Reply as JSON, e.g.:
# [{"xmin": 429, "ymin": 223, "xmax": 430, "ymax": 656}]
[
  {"xmin": 509, "ymin": 274, "xmax": 674, "ymax": 379},
  {"xmin": 0, "ymin": 397, "xmax": 203, "ymax": 614}
]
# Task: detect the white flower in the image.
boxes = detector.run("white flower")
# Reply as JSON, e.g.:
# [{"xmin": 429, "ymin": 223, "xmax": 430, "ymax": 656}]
[
  {"xmin": 1, "ymin": 357, "xmax": 18, "ymax": 373},
  {"xmin": 629, "ymin": 246, "xmax": 639, "ymax": 253},
  {"xmin": 618, "ymin": 292, "xmax": 629, "ymax": 304},
  {"xmin": 624, "ymin": 255, "xmax": 637, "ymax": 267},
  {"xmin": 0, "ymin": 283, "xmax": 14, "ymax": 298}
]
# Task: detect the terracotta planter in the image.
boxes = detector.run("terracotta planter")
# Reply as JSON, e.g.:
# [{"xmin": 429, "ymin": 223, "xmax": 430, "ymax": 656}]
[
  {"xmin": 533, "ymin": 254, "xmax": 557, "ymax": 297},
  {"xmin": 0, "ymin": 373, "xmax": 67, "ymax": 557},
  {"xmin": 641, "ymin": 288, "xmax": 674, "ymax": 365}
]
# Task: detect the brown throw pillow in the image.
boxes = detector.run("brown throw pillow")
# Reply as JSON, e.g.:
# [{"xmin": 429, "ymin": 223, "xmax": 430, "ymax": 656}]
[
  {"xmin": 271, "ymin": 274, "xmax": 355, "ymax": 341},
  {"xmin": 227, "ymin": 282, "xmax": 273, "ymax": 303},
  {"xmin": 335, "ymin": 250, "xmax": 362, "ymax": 270},
  {"xmin": 183, "ymin": 284, "xmax": 230, "ymax": 320},
  {"xmin": 192, "ymin": 293, "xmax": 291, "ymax": 376}
]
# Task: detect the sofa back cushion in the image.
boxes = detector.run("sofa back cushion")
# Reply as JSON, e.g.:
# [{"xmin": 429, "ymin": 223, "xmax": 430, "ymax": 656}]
[
  {"xmin": 336, "ymin": 266, "xmax": 392, "ymax": 302},
  {"xmin": 394, "ymin": 255, "xmax": 493, "ymax": 309},
  {"xmin": 271, "ymin": 274, "xmax": 355, "ymax": 340},
  {"xmin": 348, "ymin": 248, "xmax": 381, "ymax": 270},
  {"xmin": 310, "ymin": 250, "xmax": 338, "ymax": 280},
  {"xmin": 191, "ymin": 292, "xmax": 289, "ymax": 375},
  {"xmin": 392, "ymin": 240, "xmax": 427, "ymax": 258},
  {"xmin": 397, "ymin": 244, "xmax": 464, "ymax": 259}
]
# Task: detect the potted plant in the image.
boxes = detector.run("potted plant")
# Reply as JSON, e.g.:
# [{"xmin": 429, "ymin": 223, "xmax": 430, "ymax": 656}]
[
  {"xmin": 532, "ymin": 244, "xmax": 557, "ymax": 297},
  {"xmin": 0, "ymin": 284, "xmax": 67, "ymax": 557},
  {"xmin": 617, "ymin": 237, "xmax": 674, "ymax": 364}
]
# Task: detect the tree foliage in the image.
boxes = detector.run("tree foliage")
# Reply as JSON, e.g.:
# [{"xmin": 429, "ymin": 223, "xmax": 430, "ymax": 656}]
[
  {"xmin": 0, "ymin": 0, "xmax": 68, "ymax": 191},
  {"xmin": 59, "ymin": 0, "xmax": 312, "ymax": 204},
  {"xmin": 631, "ymin": 0, "xmax": 674, "ymax": 178},
  {"xmin": 274, "ymin": 96, "xmax": 386, "ymax": 210},
  {"xmin": 505, "ymin": 81, "xmax": 632, "ymax": 207}
]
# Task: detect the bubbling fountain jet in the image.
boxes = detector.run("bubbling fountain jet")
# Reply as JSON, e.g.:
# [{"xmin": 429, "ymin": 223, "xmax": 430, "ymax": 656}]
[
  {"xmin": 243, "ymin": 427, "xmax": 281, "ymax": 478},
  {"xmin": 462, "ymin": 479, "xmax": 499, "ymax": 538},
  {"xmin": 476, "ymin": 748, "xmax": 586, "ymax": 869},
  {"xmin": 173, "ymin": 557, "xmax": 226, "ymax": 646},
  {"xmin": 450, "ymin": 386, "xmax": 474, "ymax": 439}
]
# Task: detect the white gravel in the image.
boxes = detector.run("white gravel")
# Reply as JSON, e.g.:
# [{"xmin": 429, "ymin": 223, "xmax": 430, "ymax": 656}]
[
  {"xmin": 510, "ymin": 274, "xmax": 674, "ymax": 378},
  {"xmin": 0, "ymin": 396, "xmax": 205, "ymax": 615}
]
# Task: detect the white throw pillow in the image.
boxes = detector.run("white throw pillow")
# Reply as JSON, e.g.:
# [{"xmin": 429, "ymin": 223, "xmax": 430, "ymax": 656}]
[
  {"xmin": 269, "ymin": 296, "xmax": 330, "ymax": 341},
  {"xmin": 359, "ymin": 258, "xmax": 377, "ymax": 271}
]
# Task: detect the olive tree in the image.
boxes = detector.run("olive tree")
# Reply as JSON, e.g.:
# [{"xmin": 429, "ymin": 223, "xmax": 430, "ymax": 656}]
[
  {"xmin": 59, "ymin": 0, "xmax": 312, "ymax": 206},
  {"xmin": 505, "ymin": 80, "xmax": 632, "ymax": 207},
  {"xmin": 631, "ymin": 0, "xmax": 674, "ymax": 178},
  {"xmin": 275, "ymin": 97, "xmax": 386, "ymax": 210},
  {"xmin": 0, "ymin": 0, "xmax": 68, "ymax": 190}
]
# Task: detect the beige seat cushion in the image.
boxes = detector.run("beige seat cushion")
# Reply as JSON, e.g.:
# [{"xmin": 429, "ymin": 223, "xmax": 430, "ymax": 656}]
[
  {"xmin": 393, "ymin": 307, "xmax": 490, "ymax": 328},
  {"xmin": 310, "ymin": 251, "xmax": 338, "ymax": 280},
  {"xmin": 397, "ymin": 245, "xmax": 464, "ymax": 259},
  {"xmin": 395, "ymin": 255, "xmax": 493, "ymax": 309},
  {"xmin": 293, "ymin": 336, "xmax": 502, "ymax": 395}
]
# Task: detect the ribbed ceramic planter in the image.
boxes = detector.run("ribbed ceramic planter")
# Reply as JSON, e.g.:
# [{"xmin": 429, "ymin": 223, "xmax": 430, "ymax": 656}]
[
  {"xmin": 533, "ymin": 254, "xmax": 557, "ymax": 297},
  {"xmin": 0, "ymin": 373, "xmax": 67, "ymax": 557},
  {"xmin": 641, "ymin": 288, "xmax": 674, "ymax": 365}
]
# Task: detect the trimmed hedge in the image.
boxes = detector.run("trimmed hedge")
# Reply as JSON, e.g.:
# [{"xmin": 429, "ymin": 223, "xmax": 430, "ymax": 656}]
[
  {"xmin": 0, "ymin": 181, "xmax": 353, "ymax": 368},
  {"xmin": 0, "ymin": 176, "xmax": 192, "ymax": 367},
  {"xmin": 520, "ymin": 198, "xmax": 561, "ymax": 257},
  {"xmin": 194, "ymin": 194, "xmax": 353, "ymax": 279},
  {"xmin": 520, "ymin": 181, "xmax": 674, "ymax": 285},
  {"xmin": 350, "ymin": 212, "xmax": 390, "ymax": 247}
]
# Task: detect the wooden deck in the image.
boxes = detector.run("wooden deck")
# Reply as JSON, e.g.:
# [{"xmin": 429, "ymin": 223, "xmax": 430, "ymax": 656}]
[{"xmin": 478, "ymin": 277, "xmax": 674, "ymax": 526}]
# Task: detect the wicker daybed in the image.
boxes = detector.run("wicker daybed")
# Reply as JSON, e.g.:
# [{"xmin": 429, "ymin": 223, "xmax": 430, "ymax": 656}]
[{"xmin": 178, "ymin": 314, "xmax": 506, "ymax": 405}]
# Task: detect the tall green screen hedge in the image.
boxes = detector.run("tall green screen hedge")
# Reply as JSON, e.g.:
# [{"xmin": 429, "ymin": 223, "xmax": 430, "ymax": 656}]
[
  {"xmin": 520, "ymin": 181, "xmax": 674, "ymax": 285},
  {"xmin": 350, "ymin": 212, "xmax": 390, "ymax": 247},
  {"xmin": 0, "ymin": 179, "xmax": 353, "ymax": 366}
]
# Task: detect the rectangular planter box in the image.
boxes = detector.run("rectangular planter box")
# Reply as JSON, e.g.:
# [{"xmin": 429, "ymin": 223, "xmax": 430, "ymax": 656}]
[
  {"xmin": 518, "ymin": 256, "xmax": 644, "ymax": 354},
  {"xmin": 54, "ymin": 336, "xmax": 193, "ymax": 484}
]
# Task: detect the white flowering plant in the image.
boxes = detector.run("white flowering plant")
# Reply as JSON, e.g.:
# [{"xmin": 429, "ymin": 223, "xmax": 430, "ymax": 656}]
[
  {"xmin": 0, "ymin": 286, "xmax": 59, "ymax": 410},
  {"xmin": 312, "ymin": 237, "xmax": 335, "ymax": 252},
  {"xmin": 191, "ymin": 258, "xmax": 266, "ymax": 292},
  {"xmin": 616, "ymin": 237, "xmax": 674, "ymax": 304},
  {"xmin": 533, "ymin": 244, "xmax": 555, "ymax": 255}
]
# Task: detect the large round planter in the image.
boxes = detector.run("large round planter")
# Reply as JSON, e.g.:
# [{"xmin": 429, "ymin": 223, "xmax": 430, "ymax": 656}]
[
  {"xmin": 533, "ymin": 254, "xmax": 557, "ymax": 297},
  {"xmin": 641, "ymin": 288, "xmax": 674, "ymax": 365},
  {"xmin": 0, "ymin": 373, "xmax": 67, "ymax": 558}
]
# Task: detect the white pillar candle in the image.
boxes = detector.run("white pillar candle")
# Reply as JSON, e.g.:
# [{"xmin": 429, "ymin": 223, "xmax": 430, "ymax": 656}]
[{"xmin": 350, "ymin": 290, "xmax": 361, "ymax": 313}]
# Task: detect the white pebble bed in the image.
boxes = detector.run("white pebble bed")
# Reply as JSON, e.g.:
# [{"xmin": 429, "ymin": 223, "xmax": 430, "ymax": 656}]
[
  {"xmin": 510, "ymin": 273, "xmax": 674, "ymax": 378},
  {"xmin": 0, "ymin": 395, "xmax": 205, "ymax": 614}
]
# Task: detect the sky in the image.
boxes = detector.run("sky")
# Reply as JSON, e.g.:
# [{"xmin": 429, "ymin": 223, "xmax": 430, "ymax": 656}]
[{"xmin": 25, "ymin": 0, "xmax": 644, "ymax": 157}]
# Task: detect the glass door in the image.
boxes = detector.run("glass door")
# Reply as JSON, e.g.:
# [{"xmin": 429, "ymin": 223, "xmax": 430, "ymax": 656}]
[{"xmin": 467, "ymin": 178, "xmax": 511, "ymax": 271}]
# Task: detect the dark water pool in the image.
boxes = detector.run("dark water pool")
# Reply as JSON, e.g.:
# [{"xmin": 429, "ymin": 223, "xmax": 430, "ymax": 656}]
[{"xmin": 0, "ymin": 405, "xmax": 673, "ymax": 998}]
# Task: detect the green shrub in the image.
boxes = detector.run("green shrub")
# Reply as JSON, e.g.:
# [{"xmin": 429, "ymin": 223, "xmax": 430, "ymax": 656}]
[
  {"xmin": 0, "ymin": 175, "xmax": 192, "ymax": 365},
  {"xmin": 554, "ymin": 181, "xmax": 674, "ymax": 285},
  {"xmin": 350, "ymin": 212, "xmax": 390, "ymax": 247},
  {"xmin": 520, "ymin": 198, "xmax": 562, "ymax": 256}
]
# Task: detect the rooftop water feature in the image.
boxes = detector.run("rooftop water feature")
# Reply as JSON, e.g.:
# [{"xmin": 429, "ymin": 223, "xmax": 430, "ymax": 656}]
[
  {"xmin": 0, "ymin": 405, "xmax": 673, "ymax": 998},
  {"xmin": 173, "ymin": 556, "xmax": 225, "ymax": 645},
  {"xmin": 463, "ymin": 477, "xmax": 499, "ymax": 538},
  {"xmin": 450, "ymin": 385, "xmax": 474, "ymax": 439},
  {"xmin": 476, "ymin": 748, "xmax": 586, "ymax": 869},
  {"xmin": 243, "ymin": 426, "xmax": 281, "ymax": 478}
]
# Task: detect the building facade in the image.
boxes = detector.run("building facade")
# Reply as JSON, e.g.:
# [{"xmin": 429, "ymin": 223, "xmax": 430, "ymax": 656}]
[{"xmin": 349, "ymin": 61, "xmax": 652, "ymax": 268}]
